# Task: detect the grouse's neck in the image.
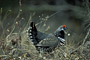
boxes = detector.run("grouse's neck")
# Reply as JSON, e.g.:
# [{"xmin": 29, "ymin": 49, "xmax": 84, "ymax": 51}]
[{"xmin": 54, "ymin": 26, "xmax": 65, "ymax": 39}]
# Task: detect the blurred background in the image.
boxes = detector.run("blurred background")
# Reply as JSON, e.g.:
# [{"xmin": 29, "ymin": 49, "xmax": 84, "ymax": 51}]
[{"xmin": 0, "ymin": 0, "xmax": 87, "ymax": 36}]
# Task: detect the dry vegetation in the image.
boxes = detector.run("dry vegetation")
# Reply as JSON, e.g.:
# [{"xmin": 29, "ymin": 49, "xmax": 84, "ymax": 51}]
[{"xmin": 0, "ymin": 0, "xmax": 90, "ymax": 60}]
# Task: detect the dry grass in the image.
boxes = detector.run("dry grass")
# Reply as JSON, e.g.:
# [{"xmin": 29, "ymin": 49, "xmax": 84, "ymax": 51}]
[{"xmin": 0, "ymin": 30, "xmax": 90, "ymax": 60}]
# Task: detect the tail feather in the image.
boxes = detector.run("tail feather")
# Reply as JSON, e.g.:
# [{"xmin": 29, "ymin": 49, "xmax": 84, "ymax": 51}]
[{"xmin": 27, "ymin": 22, "xmax": 39, "ymax": 45}]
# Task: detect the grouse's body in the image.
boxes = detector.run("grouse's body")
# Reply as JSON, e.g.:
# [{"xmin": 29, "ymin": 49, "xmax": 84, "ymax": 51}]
[
  {"xmin": 27, "ymin": 22, "xmax": 66, "ymax": 52},
  {"xmin": 36, "ymin": 34, "xmax": 58, "ymax": 47}
]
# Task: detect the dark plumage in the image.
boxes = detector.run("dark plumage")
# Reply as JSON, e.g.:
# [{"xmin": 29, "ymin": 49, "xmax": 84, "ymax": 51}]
[{"xmin": 27, "ymin": 22, "xmax": 67, "ymax": 52}]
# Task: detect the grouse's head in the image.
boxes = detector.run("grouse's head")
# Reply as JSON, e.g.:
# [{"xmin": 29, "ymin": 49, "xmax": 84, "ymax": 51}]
[
  {"xmin": 56, "ymin": 25, "xmax": 67, "ymax": 31},
  {"xmin": 54, "ymin": 25, "xmax": 67, "ymax": 39}
]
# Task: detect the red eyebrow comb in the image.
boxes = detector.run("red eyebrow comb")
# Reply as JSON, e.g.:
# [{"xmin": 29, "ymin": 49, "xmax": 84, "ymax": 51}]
[{"xmin": 62, "ymin": 25, "xmax": 66, "ymax": 28}]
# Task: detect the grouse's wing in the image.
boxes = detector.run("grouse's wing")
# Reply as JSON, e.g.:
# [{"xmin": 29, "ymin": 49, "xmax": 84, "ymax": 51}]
[
  {"xmin": 36, "ymin": 36, "xmax": 59, "ymax": 48},
  {"xmin": 37, "ymin": 31, "xmax": 49, "ymax": 41}
]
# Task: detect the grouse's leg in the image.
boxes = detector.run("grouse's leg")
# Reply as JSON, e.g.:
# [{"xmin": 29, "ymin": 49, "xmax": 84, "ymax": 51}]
[{"xmin": 28, "ymin": 22, "xmax": 39, "ymax": 45}]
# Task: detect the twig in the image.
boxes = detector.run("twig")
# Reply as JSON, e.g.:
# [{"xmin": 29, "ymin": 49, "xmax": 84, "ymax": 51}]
[
  {"xmin": 70, "ymin": 29, "xmax": 90, "ymax": 54},
  {"xmin": 82, "ymin": 29, "xmax": 90, "ymax": 45}
]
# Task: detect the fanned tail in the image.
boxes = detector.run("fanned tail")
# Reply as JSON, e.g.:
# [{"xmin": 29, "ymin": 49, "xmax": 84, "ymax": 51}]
[{"xmin": 27, "ymin": 22, "xmax": 39, "ymax": 45}]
